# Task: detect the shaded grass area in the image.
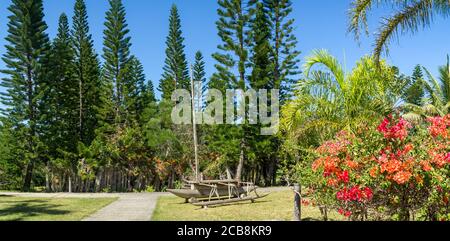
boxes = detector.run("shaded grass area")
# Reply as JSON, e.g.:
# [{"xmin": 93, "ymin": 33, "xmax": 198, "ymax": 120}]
[
  {"xmin": 0, "ymin": 196, "xmax": 117, "ymax": 221},
  {"xmin": 152, "ymin": 190, "xmax": 343, "ymax": 221}
]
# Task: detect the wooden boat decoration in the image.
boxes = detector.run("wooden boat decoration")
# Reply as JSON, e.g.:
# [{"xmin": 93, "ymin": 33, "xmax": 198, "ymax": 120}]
[
  {"xmin": 167, "ymin": 180, "xmax": 268, "ymax": 208},
  {"xmin": 167, "ymin": 180, "xmax": 256, "ymax": 199}
]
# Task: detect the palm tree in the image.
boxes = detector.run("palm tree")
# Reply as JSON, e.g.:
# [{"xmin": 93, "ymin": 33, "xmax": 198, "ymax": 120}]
[
  {"xmin": 348, "ymin": 0, "xmax": 450, "ymax": 63},
  {"xmin": 281, "ymin": 50, "xmax": 406, "ymax": 145},
  {"xmin": 403, "ymin": 55, "xmax": 450, "ymax": 121}
]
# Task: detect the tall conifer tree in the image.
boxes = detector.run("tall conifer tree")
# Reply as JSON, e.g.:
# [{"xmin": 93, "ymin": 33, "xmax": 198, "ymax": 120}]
[
  {"xmin": 260, "ymin": 0, "xmax": 301, "ymax": 103},
  {"xmin": 72, "ymin": 0, "xmax": 102, "ymax": 145},
  {"xmin": 211, "ymin": 0, "xmax": 251, "ymax": 182},
  {"xmin": 192, "ymin": 51, "xmax": 207, "ymax": 110},
  {"xmin": 0, "ymin": 0, "xmax": 50, "ymax": 191},
  {"xmin": 248, "ymin": 2, "xmax": 278, "ymax": 185},
  {"xmin": 102, "ymin": 0, "xmax": 132, "ymax": 123},
  {"xmin": 159, "ymin": 4, "xmax": 189, "ymax": 100},
  {"xmin": 405, "ymin": 65, "xmax": 425, "ymax": 106},
  {"xmin": 126, "ymin": 56, "xmax": 147, "ymax": 123},
  {"xmin": 41, "ymin": 13, "xmax": 78, "ymax": 173}
]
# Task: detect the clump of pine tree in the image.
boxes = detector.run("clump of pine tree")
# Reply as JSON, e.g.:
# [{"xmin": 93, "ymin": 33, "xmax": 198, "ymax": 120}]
[{"xmin": 0, "ymin": 0, "xmax": 303, "ymax": 192}]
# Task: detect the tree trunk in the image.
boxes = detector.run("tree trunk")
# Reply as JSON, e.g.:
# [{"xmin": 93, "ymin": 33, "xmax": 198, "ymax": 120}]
[
  {"xmin": 45, "ymin": 163, "xmax": 51, "ymax": 192},
  {"xmin": 22, "ymin": 157, "xmax": 35, "ymax": 192},
  {"xmin": 235, "ymin": 141, "xmax": 245, "ymax": 182}
]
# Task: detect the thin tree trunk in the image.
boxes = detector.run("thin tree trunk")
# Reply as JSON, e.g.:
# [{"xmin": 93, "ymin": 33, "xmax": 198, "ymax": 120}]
[{"xmin": 235, "ymin": 142, "xmax": 245, "ymax": 182}]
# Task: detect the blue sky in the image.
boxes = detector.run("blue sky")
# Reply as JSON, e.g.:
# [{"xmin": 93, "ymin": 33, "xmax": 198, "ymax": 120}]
[{"xmin": 0, "ymin": 0, "xmax": 449, "ymax": 100}]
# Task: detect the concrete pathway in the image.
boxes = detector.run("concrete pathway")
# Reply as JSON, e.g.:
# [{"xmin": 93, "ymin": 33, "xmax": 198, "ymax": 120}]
[
  {"xmin": 83, "ymin": 193, "xmax": 163, "ymax": 221},
  {"xmin": 0, "ymin": 192, "xmax": 168, "ymax": 221}
]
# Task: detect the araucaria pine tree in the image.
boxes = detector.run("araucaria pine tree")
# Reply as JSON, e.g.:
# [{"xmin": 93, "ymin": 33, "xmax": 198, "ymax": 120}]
[
  {"xmin": 0, "ymin": 0, "xmax": 50, "ymax": 191},
  {"xmin": 72, "ymin": 0, "xmax": 102, "ymax": 145},
  {"xmin": 405, "ymin": 65, "xmax": 425, "ymax": 106},
  {"xmin": 102, "ymin": 0, "xmax": 132, "ymax": 123},
  {"xmin": 247, "ymin": 2, "xmax": 279, "ymax": 186},
  {"xmin": 159, "ymin": 4, "xmax": 190, "ymax": 100},
  {"xmin": 192, "ymin": 51, "xmax": 207, "ymax": 110},
  {"xmin": 210, "ymin": 0, "xmax": 251, "ymax": 182},
  {"xmin": 125, "ymin": 56, "xmax": 147, "ymax": 123},
  {"xmin": 40, "ymin": 13, "xmax": 78, "ymax": 191},
  {"xmin": 249, "ymin": 2, "xmax": 273, "ymax": 90},
  {"xmin": 260, "ymin": 0, "xmax": 301, "ymax": 103}
]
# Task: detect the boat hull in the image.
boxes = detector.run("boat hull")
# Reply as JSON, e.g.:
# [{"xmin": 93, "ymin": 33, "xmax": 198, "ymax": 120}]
[{"xmin": 167, "ymin": 185, "xmax": 256, "ymax": 199}]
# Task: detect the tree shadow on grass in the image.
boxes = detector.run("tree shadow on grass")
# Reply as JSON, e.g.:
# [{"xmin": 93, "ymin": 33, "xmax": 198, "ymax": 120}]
[{"xmin": 0, "ymin": 199, "xmax": 71, "ymax": 221}]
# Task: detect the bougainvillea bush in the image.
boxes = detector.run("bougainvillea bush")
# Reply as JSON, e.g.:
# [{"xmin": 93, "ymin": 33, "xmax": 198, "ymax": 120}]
[{"xmin": 308, "ymin": 114, "xmax": 450, "ymax": 221}]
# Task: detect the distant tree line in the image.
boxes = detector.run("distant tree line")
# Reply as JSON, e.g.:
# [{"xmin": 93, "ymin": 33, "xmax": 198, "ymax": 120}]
[{"xmin": 0, "ymin": 0, "xmax": 302, "ymax": 192}]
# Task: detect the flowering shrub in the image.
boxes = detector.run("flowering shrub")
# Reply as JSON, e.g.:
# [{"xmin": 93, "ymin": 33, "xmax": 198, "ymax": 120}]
[{"xmin": 309, "ymin": 114, "xmax": 450, "ymax": 221}]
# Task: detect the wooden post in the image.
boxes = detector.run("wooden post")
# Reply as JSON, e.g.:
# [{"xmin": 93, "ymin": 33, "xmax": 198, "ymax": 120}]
[
  {"xmin": 190, "ymin": 66, "xmax": 200, "ymax": 182},
  {"xmin": 294, "ymin": 183, "xmax": 301, "ymax": 221},
  {"xmin": 68, "ymin": 175, "xmax": 72, "ymax": 193}
]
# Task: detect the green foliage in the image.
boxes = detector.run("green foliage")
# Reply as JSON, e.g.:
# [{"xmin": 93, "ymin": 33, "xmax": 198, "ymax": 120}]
[
  {"xmin": 192, "ymin": 51, "xmax": 207, "ymax": 108},
  {"xmin": 0, "ymin": 0, "xmax": 50, "ymax": 191},
  {"xmin": 404, "ymin": 65, "xmax": 425, "ymax": 106},
  {"xmin": 257, "ymin": 0, "xmax": 301, "ymax": 102},
  {"xmin": 72, "ymin": 0, "xmax": 103, "ymax": 145},
  {"xmin": 40, "ymin": 14, "xmax": 79, "ymax": 180},
  {"xmin": 159, "ymin": 4, "xmax": 189, "ymax": 100},
  {"xmin": 282, "ymin": 51, "xmax": 403, "ymax": 145},
  {"xmin": 404, "ymin": 56, "xmax": 450, "ymax": 122},
  {"xmin": 125, "ymin": 56, "xmax": 148, "ymax": 123},
  {"xmin": 102, "ymin": 0, "xmax": 132, "ymax": 123},
  {"xmin": 208, "ymin": 0, "xmax": 251, "ymax": 181}
]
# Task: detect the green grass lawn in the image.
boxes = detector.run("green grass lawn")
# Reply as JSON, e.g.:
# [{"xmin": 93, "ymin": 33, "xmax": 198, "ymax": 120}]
[
  {"xmin": 0, "ymin": 196, "xmax": 117, "ymax": 221},
  {"xmin": 152, "ymin": 190, "xmax": 343, "ymax": 221}
]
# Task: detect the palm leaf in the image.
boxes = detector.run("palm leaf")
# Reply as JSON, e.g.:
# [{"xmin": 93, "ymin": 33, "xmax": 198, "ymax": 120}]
[{"xmin": 374, "ymin": 0, "xmax": 434, "ymax": 63}]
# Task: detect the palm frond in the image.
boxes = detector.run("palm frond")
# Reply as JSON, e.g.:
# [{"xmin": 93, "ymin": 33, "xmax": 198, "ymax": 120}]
[
  {"xmin": 373, "ymin": 0, "xmax": 434, "ymax": 63},
  {"xmin": 348, "ymin": 0, "xmax": 376, "ymax": 41},
  {"xmin": 402, "ymin": 112, "xmax": 424, "ymax": 124},
  {"xmin": 439, "ymin": 55, "xmax": 450, "ymax": 101},
  {"xmin": 303, "ymin": 49, "xmax": 346, "ymax": 90},
  {"xmin": 423, "ymin": 66, "xmax": 445, "ymax": 106}
]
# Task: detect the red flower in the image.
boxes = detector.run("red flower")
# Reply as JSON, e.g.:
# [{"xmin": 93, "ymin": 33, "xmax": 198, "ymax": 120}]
[
  {"xmin": 427, "ymin": 116, "xmax": 449, "ymax": 138},
  {"xmin": 378, "ymin": 117, "xmax": 411, "ymax": 140},
  {"xmin": 338, "ymin": 171, "xmax": 350, "ymax": 184},
  {"xmin": 363, "ymin": 187, "xmax": 373, "ymax": 200},
  {"xmin": 445, "ymin": 153, "xmax": 450, "ymax": 164},
  {"xmin": 336, "ymin": 186, "xmax": 373, "ymax": 202}
]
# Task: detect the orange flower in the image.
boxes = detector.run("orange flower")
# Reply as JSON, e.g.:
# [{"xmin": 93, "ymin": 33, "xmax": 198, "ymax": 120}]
[
  {"xmin": 402, "ymin": 159, "xmax": 414, "ymax": 170},
  {"xmin": 381, "ymin": 159, "xmax": 402, "ymax": 174},
  {"xmin": 323, "ymin": 157, "xmax": 339, "ymax": 174},
  {"xmin": 370, "ymin": 167, "xmax": 378, "ymax": 178},
  {"xmin": 420, "ymin": 161, "xmax": 432, "ymax": 172},
  {"xmin": 345, "ymin": 160, "xmax": 359, "ymax": 169},
  {"xmin": 312, "ymin": 158, "xmax": 323, "ymax": 171},
  {"xmin": 393, "ymin": 171, "xmax": 412, "ymax": 185},
  {"xmin": 326, "ymin": 178, "xmax": 338, "ymax": 187}
]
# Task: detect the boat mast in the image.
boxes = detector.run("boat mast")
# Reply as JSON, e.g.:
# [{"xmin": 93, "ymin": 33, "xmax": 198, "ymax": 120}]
[{"xmin": 190, "ymin": 66, "xmax": 200, "ymax": 182}]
